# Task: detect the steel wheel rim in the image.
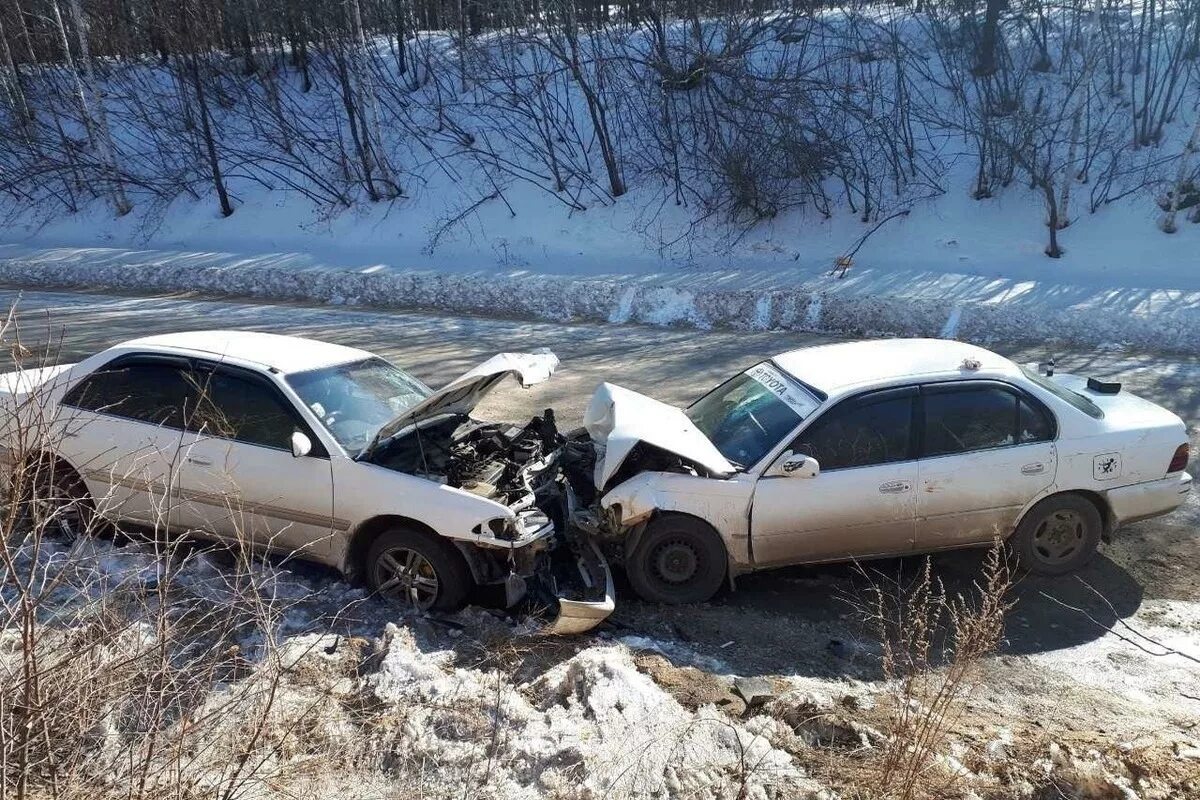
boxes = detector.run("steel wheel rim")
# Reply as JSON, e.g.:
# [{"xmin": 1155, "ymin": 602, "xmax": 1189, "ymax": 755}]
[
  {"xmin": 651, "ymin": 538, "xmax": 700, "ymax": 585},
  {"xmin": 1032, "ymin": 509, "xmax": 1085, "ymax": 565},
  {"xmin": 375, "ymin": 547, "xmax": 440, "ymax": 610}
]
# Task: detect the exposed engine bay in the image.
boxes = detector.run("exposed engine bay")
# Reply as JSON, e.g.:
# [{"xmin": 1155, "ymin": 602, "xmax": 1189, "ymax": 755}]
[
  {"xmin": 368, "ymin": 410, "xmax": 615, "ymax": 633},
  {"xmin": 368, "ymin": 410, "xmax": 566, "ymax": 511}
]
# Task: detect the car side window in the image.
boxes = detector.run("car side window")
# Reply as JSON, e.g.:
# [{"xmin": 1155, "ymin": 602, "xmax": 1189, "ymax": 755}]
[
  {"xmin": 792, "ymin": 394, "xmax": 914, "ymax": 471},
  {"xmin": 922, "ymin": 386, "xmax": 1053, "ymax": 457},
  {"xmin": 1018, "ymin": 398, "xmax": 1055, "ymax": 443},
  {"xmin": 187, "ymin": 369, "xmax": 301, "ymax": 450},
  {"xmin": 62, "ymin": 362, "xmax": 193, "ymax": 428}
]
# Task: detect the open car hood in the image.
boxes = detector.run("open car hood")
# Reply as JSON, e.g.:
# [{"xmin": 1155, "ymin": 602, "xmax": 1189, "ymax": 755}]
[
  {"xmin": 584, "ymin": 383, "xmax": 737, "ymax": 489},
  {"xmin": 372, "ymin": 350, "xmax": 559, "ymax": 446}
]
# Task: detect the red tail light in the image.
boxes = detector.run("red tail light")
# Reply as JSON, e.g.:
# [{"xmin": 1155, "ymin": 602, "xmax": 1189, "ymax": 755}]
[{"xmin": 1169, "ymin": 443, "xmax": 1190, "ymax": 473}]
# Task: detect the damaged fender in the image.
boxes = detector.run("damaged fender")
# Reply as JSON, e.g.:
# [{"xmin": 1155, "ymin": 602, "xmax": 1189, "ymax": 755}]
[{"xmin": 598, "ymin": 471, "xmax": 754, "ymax": 569}]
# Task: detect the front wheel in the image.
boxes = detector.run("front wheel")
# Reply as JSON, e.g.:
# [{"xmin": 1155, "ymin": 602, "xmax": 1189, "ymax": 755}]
[
  {"xmin": 626, "ymin": 514, "xmax": 728, "ymax": 605},
  {"xmin": 1010, "ymin": 494, "xmax": 1103, "ymax": 576},
  {"xmin": 365, "ymin": 528, "xmax": 473, "ymax": 611}
]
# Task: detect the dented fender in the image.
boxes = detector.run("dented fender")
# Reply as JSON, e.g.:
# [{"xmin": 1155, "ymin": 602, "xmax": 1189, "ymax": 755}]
[{"xmin": 598, "ymin": 471, "xmax": 755, "ymax": 568}]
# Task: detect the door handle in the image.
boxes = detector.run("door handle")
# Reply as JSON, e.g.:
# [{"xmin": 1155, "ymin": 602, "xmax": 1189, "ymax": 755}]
[
  {"xmin": 1021, "ymin": 463, "xmax": 1045, "ymax": 475},
  {"xmin": 187, "ymin": 456, "xmax": 213, "ymax": 466},
  {"xmin": 879, "ymin": 480, "xmax": 911, "ymax": 494}
]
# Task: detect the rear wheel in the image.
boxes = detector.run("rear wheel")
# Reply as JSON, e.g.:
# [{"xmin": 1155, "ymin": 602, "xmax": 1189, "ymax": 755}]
[
  {"xmin": 24, "ymin": 461, "xmax": 95, "ymax": 543},
  {"xmin": 626, "ymin": 514, "xmax": 727, "ymax": 605},
  {"xmin": 1011, "ymin": 494, "xmax": 1103, "ymax": 575},
  {"xmin": 365, "ymin": 528, "xmax": 473, "ymax": 612}
]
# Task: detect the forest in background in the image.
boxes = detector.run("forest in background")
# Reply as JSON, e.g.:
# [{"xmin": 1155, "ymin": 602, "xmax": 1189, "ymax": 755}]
[{"xmin": 1, "ymin": 0, "xmax": 1198, "ymax": 259}]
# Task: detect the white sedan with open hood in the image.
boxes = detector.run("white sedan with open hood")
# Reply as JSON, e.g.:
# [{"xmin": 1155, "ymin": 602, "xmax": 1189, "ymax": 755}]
[
  {"xmin": 1, "ymin": 331, "xmax": 612, "ymax": 633},
  {"xmin": 575, "ymin": 339, "xmax": 1192, "ymax": 604}
]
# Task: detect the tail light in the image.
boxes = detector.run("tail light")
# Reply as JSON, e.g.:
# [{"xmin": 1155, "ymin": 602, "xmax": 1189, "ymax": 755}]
[{"xmin": 1169, "ymin": 443, "xmax": 1190, "ymax": 473}]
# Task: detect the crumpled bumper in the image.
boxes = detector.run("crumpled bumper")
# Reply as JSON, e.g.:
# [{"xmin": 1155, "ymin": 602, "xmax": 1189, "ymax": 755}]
[{"xmin": 542, "ymin": 538, "xmax": 615, "ymax": 635}]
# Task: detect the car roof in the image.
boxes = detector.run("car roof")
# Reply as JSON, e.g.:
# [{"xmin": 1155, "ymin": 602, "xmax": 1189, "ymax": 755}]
[
  {"xmin": 771, "ymin": 338, "xmax": 1020, "ymax": 396},
  {"xmin": 116, "ymin": 330, "xmax": 372, "ymax": 374}
]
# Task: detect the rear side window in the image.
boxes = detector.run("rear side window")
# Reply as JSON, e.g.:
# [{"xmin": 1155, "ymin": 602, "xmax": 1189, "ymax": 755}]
[
  {"xmin": 922, "ymin": 385, "xmax": 1054, "ymax": 457},
  {"xmin": 62, "ymin": 363, "xmax": 194, "ymax": 428},
  {"xmin": 792, "ymin": 393, "xmax": 914, "ymax": 471},
  {"xmin": 188, "ymin": 369, "xmax": 301, "ymax": 450}
]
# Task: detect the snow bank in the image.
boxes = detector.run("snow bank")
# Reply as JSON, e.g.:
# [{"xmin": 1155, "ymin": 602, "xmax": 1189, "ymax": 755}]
[
  {"xmin": 4, "ymin": 244, "xmax": 1200, "ymax": 354},
  {"xmin": 366, "ymin": 624, "xmax": 819, "ymax": 799}
]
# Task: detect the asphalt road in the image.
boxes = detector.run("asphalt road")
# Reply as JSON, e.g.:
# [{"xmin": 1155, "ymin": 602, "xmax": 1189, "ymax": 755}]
[{"xmin": 2, "ymin": 287, "xmax": 1197, "ymax": 683}]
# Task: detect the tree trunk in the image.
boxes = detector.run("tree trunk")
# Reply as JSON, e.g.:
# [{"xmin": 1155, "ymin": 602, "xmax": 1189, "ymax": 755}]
[
  {"xmin": 973, "ymin": 0, "xmax": 1006, "ymax": 76},
  {"xmin": 56, "ymin": 0, "xmax": 133, "ymax": 216},
  {"xmin": 1161, "ymin": 114, "xmax": 1200, "ymax": 233},
  {"xmin": 189, "ymin": 51, "xmax": 234, "ymax": 217}
]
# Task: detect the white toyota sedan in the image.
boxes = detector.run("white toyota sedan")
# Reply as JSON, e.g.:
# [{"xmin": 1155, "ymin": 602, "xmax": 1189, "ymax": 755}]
[
  {"xmin": 578, "ymin": 339, "xmax": 1192, "ymax": 604},
  {"xmin": 2, "ymin": 331, "xmax": 612, "ymax": 633}
]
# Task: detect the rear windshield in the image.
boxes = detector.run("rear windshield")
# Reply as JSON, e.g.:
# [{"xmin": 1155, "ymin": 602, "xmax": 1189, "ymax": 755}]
[{"xmin": 1020, "ymin": 366, "xmax": 1103, "ymax": 419}]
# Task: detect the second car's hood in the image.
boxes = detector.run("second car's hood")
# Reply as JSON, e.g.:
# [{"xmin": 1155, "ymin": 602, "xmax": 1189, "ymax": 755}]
[
  {"xmin": 372, "ymin": 350, "xmax": 559, "ymax": 446},
  {"xmin": 584, "ymin": 382, "xmax": 737, "ymax": 489}
]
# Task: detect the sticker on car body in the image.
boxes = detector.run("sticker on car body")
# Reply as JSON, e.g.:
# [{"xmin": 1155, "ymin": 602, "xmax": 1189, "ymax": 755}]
[{"xmin": 1093, "ymin": 453, "xmax": 1122, "ymax": 481}]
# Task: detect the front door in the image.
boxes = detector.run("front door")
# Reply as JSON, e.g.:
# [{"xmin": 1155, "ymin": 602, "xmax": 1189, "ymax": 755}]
[
  {"xmin": 915, "ymin": 382, "xmax": 1058, "ymax": 549},
  {"xmin": 173, "ymin": 363, "xmax": 338, "ymax": 562},
  {"xmin": 751, "ymin": 387, "xmax": 918, "ymax": 566}
]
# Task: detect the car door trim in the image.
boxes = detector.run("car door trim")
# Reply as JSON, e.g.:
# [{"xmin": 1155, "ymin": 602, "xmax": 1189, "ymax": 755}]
[{"xmin": 81, "ymin": 467, "xmax": 351, "ymax": 532}]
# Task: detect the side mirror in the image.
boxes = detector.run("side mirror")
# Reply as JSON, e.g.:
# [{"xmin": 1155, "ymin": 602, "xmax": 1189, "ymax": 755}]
[
  {"xmin": 290, "ymin": 431, "xmax": 313, "ymax": 458},
  {"xmin": 771, "ymin": 450, "xmax": 819, "ymax": 479}
]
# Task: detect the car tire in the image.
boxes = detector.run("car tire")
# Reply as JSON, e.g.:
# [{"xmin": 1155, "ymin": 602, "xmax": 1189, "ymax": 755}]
[
  {"xmin": 22, "ymin": 459, "xmax": 96, "ymax": 543},
  {"xmin": 626, "ymin": 514, "xmax": 727, "ymax": 605},
  {"xmin": 1010, "ymin": 494, "xmax": 1103, "ymax": 576},
  {"xmin": 365, "ymin": 528, "xmax": 473, "ymax": 612}
]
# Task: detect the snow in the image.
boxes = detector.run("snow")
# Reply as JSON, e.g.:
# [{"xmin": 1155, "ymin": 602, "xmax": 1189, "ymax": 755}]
[{"xmin": 2, "ymin": 12, "xmax": 1200, "ymax": 353}]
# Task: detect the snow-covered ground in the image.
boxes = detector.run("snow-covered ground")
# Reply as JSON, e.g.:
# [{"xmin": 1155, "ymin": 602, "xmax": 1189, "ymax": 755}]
[{"xmin": 4, "ymin": 203, "xmax": 1200, "ymax": 354}]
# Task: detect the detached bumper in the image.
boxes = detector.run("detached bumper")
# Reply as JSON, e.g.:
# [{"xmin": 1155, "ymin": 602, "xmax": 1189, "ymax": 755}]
[
  {"xmin": 1107, "ymin": 472, "xmax": 1192, "ymax": 525},
  {"xmin": 542, "ymin": 539, "xmax": 616, "ymax": 635}
]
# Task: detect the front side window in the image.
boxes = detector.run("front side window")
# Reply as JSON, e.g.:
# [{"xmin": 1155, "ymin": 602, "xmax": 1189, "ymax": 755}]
[
  {"xmin": 188, "ymin": 370, "xmax": 301, "ymax": 450},
  {"xmin": 922, "ymin": 385, "xmax": 1053, "ymax": 457},
  {"xmin": 62, "ymin": 362, "xmax": 193, "ymax": 428},
  {"xmin": 286, "ymin": 358, "xmax": 431, "ymax": 456},
  {"xmin": 687, "ymin": 362, "xmax": 821, "ymax": 468},
  {"xmin": 792, "ymin": 394, "xmax": 914, "ymax": 470}
]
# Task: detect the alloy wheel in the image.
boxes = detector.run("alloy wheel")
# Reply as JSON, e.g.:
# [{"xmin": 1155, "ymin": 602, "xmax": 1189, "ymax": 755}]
[{"xmin": 374, "ymin": 547, "xmax": 441, "ymax": 609}]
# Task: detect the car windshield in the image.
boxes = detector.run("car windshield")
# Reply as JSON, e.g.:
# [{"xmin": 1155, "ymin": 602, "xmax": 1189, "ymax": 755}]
[
  {"xmin": 286, "ymin": 357, "xmax": 431, "ymax": 455},
  {"xmin": 686, "ymin": 362, "xmax": 822, "ymax": 468}
]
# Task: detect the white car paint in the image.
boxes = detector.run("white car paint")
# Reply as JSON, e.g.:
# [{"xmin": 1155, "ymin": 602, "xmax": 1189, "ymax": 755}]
[
  {"xmin": 591, "ymin": 338, "xmax": 1192, "ymax": 576},
  {"xmin": 0, "ymin": 332, "xmax": 611, "ymax": 630},
  {"xmin": 583, "ymin": 382, "xmax": 736, "ymax": 489}
]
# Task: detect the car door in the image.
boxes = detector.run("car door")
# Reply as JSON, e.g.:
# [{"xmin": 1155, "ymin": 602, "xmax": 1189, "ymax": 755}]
[
  {"xmin": 750, "ymin": 387, "xmax": 918, "ymax": 567},
  {"xmin": 915, "ymin": 382, "xmax": 1057, "ymax": 549},
  {"xmin": 173, "ymin": 362, "xmax": 339, "ymax": 562},
  {"xmin": 56, "ymin": 355, "xmax": 192, "ymax": 527}
]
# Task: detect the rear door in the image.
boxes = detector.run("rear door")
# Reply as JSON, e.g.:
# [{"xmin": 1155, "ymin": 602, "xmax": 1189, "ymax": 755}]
[
  {"xmin": 915, "ymin": 382, "xmax": 1057, "ymax": 549},
  {"xmin": 57, "ymin": 356, "xmax": 192, "ymax": 527},
  {"xmin": 173, "ymin": 363, "xmax": 338, "ymax": 561},
  {"xmin": 750, "ymin": 387, "xmax": 919, "ymax": 566}
]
